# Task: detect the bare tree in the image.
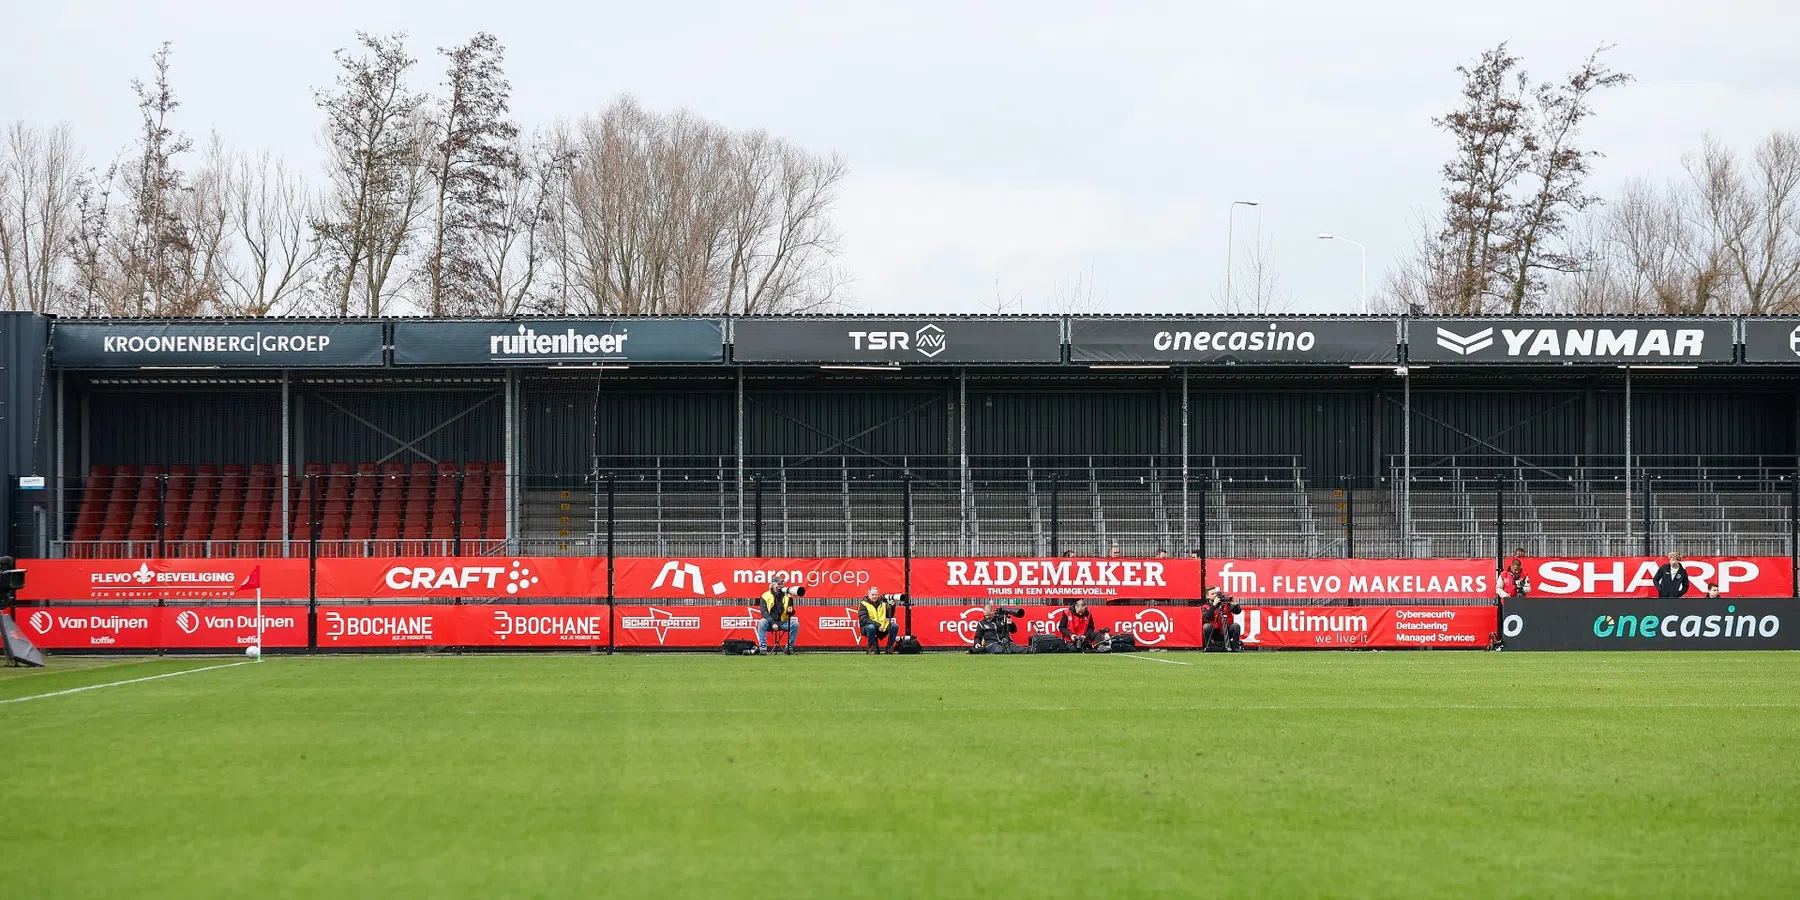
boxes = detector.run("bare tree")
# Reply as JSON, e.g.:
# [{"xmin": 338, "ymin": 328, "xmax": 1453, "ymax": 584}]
[
  {"xmin": 466, "ymin": 135, "xmax": 567, "ymax": 315},
  {"xmin": 1231, "ymin": 236, "xmax": 1293, "ymax": 314},
  {"xmin": 1688, "ymin": 133, "xmax": 1800, "ymax": 314},
  {"xmin": 120, "ymin": 42, "xmax": 194, "ymax": 316},
  {"xmin": 721, "ymin": 129, "xmax": 848, "ymax": 314},
  {"xmin": 556, "ymin": 97, "xmax": 847, "ymax": 315},
  {"xmin": 220, "ymin": 151, "xmax": 317, "ymax": 315},
  {"xmin": 1434, "ymin": 44, "xmax": 1532, "ymax": 314},
  {"xmin": 426, "ymin": 32, "xmax": 520, "ymax": 315},
  {"xmin": 1500, "ymin": 47, "xmax": 1631, "ymax": 313},
  {"xmin": 314, "ymin": 32, "xmax": 427, "ymax": 316},
  {"xmin": 0, "ymin": 122, "xmax": 83, "ymax": 312},
  {"xmin": 1043, "ymin": 264, "xmax": 1108, "ymax": 315},
  {"xmin": 162, "ymin": 134, "xmax": 231, "ymax": 315}
]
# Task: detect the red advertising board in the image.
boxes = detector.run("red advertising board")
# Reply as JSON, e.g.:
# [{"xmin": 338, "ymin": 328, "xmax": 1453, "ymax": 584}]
[
  {"xmin": 316, "ymin": 605, "xmax": 457, "ymax": 647},
  {"xmin": 313, "ymin": 557, "xmax": 608, "ymax": 599},
  {"xmin": 1521, "ymin": 556, "xmax": 1792, "ymax": 598},
  {"xmin": 16, "ymin": 558, "xmax": 309, "ymax": 602},
  {"xmin": 612, "ymin": 557, "xmax": 904, "ymax": 601},
  {"xmin": 314, "ymin": 604, "xmax": 613, "ymax": 647},
  {"xmin": 1206, "ymin": 558, "xmax": 1494, "ymax": 600},
  {"xmin": 460, "ymin": 605, "xmax": 610, "ymax": 647},
  {"xmin": 1239, "ymin": 605, "xmax": 1496, "ymax": 649},
  {"xmin": 908, "ymin": 604, "xmax": 1203, "ymax": 648},
  {"xmin": 16, "ymin": 605, "xmax": 308, "ymax": 649},
  {"xmin": 611, "ymin": 604, "xmax": 877, "ymax": 648},
  {"xmin": 907, "ymin": 558, "xmax": 1202, "ymax": 601}
]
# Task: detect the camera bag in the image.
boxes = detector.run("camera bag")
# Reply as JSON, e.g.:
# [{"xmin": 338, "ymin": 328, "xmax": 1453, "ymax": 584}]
[
  {"xmin": 1029, "ymin": 634, "xmax": 1070, "ymax": 653},
  {"xmin": 893, "ymin": 635, "xmax": 923, "ymax": 654},
  {"xmin": 721, "ymin": 638, "xmax": 759, "ymax": 655}
]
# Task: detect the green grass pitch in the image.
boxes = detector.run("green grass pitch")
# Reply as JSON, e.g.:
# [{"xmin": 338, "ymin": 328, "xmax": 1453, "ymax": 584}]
[{"xmin": 3, "ymin": 651, "xmax": 1797, "ymax": 898}]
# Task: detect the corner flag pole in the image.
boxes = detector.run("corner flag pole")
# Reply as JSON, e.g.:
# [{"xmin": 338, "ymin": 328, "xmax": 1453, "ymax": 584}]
[{"xmin": 240, "ymin": 566, "xmax": 264, "ymax": 659}]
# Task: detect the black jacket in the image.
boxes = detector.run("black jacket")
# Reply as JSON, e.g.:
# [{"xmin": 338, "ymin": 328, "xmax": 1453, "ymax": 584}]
[{"xmin": 1654, "ymin": 564, "xmax": 1690, "ymax": 598}]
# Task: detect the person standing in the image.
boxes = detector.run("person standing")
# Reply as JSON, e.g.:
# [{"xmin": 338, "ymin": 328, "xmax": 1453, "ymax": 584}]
[
  {"xmin": 1654, "ymin": 553, "xmax": 1691, "ymax": 599},
  {"xmin": 1502, "ymin": 558, "xmax": 1531, "ymax": 598}
]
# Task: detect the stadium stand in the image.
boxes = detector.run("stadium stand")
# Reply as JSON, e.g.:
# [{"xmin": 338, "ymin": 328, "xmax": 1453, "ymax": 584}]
[{"xmin": 62, "ymin": 460, "xmax": 503, "ymax": 558}]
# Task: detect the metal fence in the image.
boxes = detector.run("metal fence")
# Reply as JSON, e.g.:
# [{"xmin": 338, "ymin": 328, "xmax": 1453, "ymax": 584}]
[{"xmin": 25, "ymin": 454, "xmax": 1800, "ymax": 562}]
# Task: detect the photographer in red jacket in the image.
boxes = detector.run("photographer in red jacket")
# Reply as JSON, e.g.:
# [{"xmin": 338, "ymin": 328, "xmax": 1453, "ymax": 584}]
[
  {"xmin": 1058, "ymin": 599, "xmax": 1109, "ymax": 651},
  {"xmin": 1202, "ymin": 587, "xmax": 1243, "ymax": 652}
]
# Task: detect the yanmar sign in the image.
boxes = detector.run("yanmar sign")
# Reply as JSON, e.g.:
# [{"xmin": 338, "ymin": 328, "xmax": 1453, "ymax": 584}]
[
  {"xmin": 731, "ymin": 318, "xmax": 1063, "ymax": 365},
  {"xmin": 1069, "ymin": 318, "xmax": 1398, "ymax": 364},
  {"xmin": 1408, "ymin": 318, "xmax": 1735, "ymax": 364}
]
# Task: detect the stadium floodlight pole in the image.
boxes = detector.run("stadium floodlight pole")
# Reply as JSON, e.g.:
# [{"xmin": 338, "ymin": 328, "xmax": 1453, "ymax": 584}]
[
  {"xmin": 1317, "ymin": 233, "xmax": 1367, "ymax": 314},
  {"xmin": 606, "ymin": 474, "xmax": 615, "ymax": 656},
  {"xmin": 1225, "ymin": 201, "xmax": 1259, "ymax": 308}
]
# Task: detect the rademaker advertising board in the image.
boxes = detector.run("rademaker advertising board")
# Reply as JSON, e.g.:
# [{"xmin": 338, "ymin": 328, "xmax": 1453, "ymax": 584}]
[
  {"xmin": 392, "ymin": 319, "xmax": 725, "ymax": 365},
  {"xmin": 1408, "ymin": 317, "xmax": 1736, "ymax": 364},
  {"xmin": 1501, "ymin": 597, "xmax": 1800, "ymax": 650},
  {"xmin": 731, "ymin": 318, "xmax": 1063, "ymax": 364},
  {"xmin": 53, "ymin": 321, "xmax": 385, "ymax": 368},
  {"xmin": 1069, "ymin": 318, "xmax": 1398, "ymax": 364}
]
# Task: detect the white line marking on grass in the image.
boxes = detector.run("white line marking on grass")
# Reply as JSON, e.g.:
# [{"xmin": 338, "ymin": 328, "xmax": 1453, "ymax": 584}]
[
  {"xmin": 0, "ymin": 660, "xmax": 251, "ymax": 705},
  {"xmin": 1116, "ymin": 653, "xmax": 1193, "ymax": 666}
]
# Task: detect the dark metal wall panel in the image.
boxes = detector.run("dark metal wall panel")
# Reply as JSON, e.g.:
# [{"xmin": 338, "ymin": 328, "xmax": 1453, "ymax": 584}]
[
  {"xmin": 746, "ymin": 389, "xmax": 948, "ymax": 463},
  {"xmin": 1, "ymin": 312, "xmax": 51, "ymax": 555},
  {"xmin": 1383, "ymin": 389, "xmax": 1588, "ymax": 466},
  {"xmin": 1595, "ymin": 390, "xmax": 1797, "ymax": 460},
  {"xmin": 1188, "ymin": 390, "xmax": 1373, "ymax": 480},
  {"xmin": 302, "ymin": 389, "xmax": 503, "ymax": 467},
  {"xmin": 86, "ymin": 390, "xmax": 282, "ymax": 465},
  {"xmin": 970, "ymin": 389, "xmax": 1163, "ymax": 459},
  {"xmin": 528, "ymin": 388, "xmax": 736, "ymax": 474}
]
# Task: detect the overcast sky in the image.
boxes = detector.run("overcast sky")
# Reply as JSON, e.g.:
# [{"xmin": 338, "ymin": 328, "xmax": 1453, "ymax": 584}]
[{"xmin": 4, "ymin": 0, "xmax": 1796, "ymax": 316}]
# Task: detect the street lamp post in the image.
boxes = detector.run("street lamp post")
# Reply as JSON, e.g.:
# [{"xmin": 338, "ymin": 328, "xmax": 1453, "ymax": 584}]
[
  {"xmin": 1317, "ymin": 233, "xmax": 1367, "ymax": 314},
  {"xmin": 1225, "ymin": 201, "xmax": 1259, "ymax": 309}
]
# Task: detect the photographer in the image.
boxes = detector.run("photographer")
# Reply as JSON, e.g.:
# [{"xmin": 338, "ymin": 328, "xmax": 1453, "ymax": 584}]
[
  {"xmin": 755, "ymin": 575, "xmax": 804, "ymax": 655},
  {"xmin": 858, "ymin": 588, "xmax": 905, "ymax": 654},
  {"xmin": 1201, "ymin": 587, "xmax": 1243, "ymax": 652},
  {"xmin": 1058, "ymin": 599, "xmax": 1109, "ymax": 651},
  {"xmin": 971, "ymin": 604, "xmax": 1027, "ymax": 654}
]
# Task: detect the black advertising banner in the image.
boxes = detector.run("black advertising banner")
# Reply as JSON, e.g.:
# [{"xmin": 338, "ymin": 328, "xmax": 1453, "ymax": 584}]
[
  {"xmin": 53, "ymin": 321, "xmax": 385, "ymax": 368},
  {"xmin": 1069, "ymin": 318, "xmax": 1397, "ymax": 364},
  {"xmin": 1740, "ymin": 318, "xmax": 1800, "ymax": 364},
  {"xmin": 392, "ymin": 319, "xmax": 725, "ymax": 365},
  {"xmin": 1500, "ymin": 597, "xmax": 1800, "ymax": 650},
  {"xmin": 731, "ymin": 318, "xmax": 1063, "ymax": 364},
  {"xmin": 1408, "ymin": 318, "xmax": 1735, "ymax": 364}
]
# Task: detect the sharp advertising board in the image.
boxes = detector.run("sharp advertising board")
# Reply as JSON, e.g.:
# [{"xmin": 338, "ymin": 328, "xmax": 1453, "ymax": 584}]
[
  {"xmin": 730, "ymin": 318, "xmax": 1063, "ymax": 364},
  {"xmin": 1407, "ymin": 317, "xmax": 1736, "ymax": 364},
  {"xmin": 1069, "ymin": 318, "xmax": 1398, "ymax": 365},
  {"xmin": 391, "ymin": 319, "xmax": 725, "ymax": 365}
]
